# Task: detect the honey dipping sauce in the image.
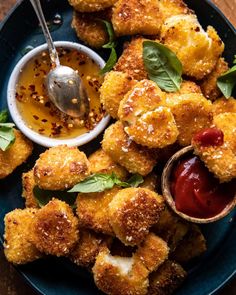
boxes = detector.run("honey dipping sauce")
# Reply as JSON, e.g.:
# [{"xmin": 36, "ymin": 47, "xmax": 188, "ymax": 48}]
[{"xmin": 16, "ymin": 48, "xmax": 105, "ymax": 139}]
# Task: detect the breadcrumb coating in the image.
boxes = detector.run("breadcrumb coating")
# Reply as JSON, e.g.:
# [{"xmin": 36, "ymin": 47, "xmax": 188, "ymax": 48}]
[
  {"xmin": 161, "ymin": 14, "xmax": 224, "ymax": 80},
  {"xmin": 100, "ymin": 71, "xmax": 137, "ymax": 119},
  {"xmin": 170, "ymin": 80, "xmax": 202, "ymax": 96},
  {"xmin": 4, "ymin": 209, "xmax": 42, "ymax": 264},
  {"xmin": 102, "ymin": 121, "xmax": 157, "ymax": 176},
  {"xmin": 76, "ymin": 187, "xmax": 120, "ymax": 235},
  {"xmin": 166, "ymin": 93, "xmax": 213, "ymax": 146},
  {"xmin": 158, "ymin": 0, "xmax": 191, "ymax": 21},
  {"xmin": 109, "ymin": 188, "xmax": 165, "ymax": 246},
  {"xmin": 33, "ymin": 145, "xmax": 90, "ymax": 190},
  {"xmin": 22, "ymin": 170, "xmax": 38, "ymax": 208},
  {"xmin": 192, "ymin": 112, "xmax": 236, "ymax": 182},
  {"xmin": 200, "ymin": 58, "xmax": 229, "ymax": 100},
  {"xmin": 148, "ymin": 260, "xmax": 187, "ymax": 295},
  {"xmin": 68, "ymin": 0, "xmax": 117, "ymax": 12},
  {"xmin": 89, "ymin": 148, "xmax": 129, "ymax": 180},
  {"xmin": 212, "ymin": 97, "xmax": 236, "ymax": 116},
  {"xmin": 0, "ymin": 129, "xmax": 33, "ymax": 179},
  {"xmin": 30, "ymin": 199, "xmax": 79, "ymax": 256}
]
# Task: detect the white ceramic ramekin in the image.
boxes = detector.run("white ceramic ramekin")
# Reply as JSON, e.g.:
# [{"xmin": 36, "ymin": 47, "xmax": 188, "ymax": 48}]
[{"xmin": 7, "ymin": 41, "xmax": 110, "ymax": 147}]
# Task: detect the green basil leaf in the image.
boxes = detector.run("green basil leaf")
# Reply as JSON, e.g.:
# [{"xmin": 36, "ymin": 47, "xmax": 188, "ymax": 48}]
[
  {"xmin": 101, "ymin": 20, "xmax": 116, "ymax": 47},
  {"xmin": 143, "ymin": 41, "xmax": 182, "ymax": 92},
  {"xmin": 33, "ymin": 186, "xmax": 77, "ymax": 208},
  {"xmin": 126, "ymin": 174, "xmax": 144, "ymax": 187},
  {"xmin": 233, "ymin": 55, "xmax": 236, "ymax": 64},
  {"xmin": 0, "ymin": 126, "xmax": 15, "ymax": 151},
  {"xmin": 217, "ymin": 65, "xmax": 236, "ymax": 98},
  {"xmin": 0, "ymin": 109, "xmax": 8, "ymax": 123},
  {"xmin": 100, "ymin": 47, "xmax": 117, "ymax": 75}
]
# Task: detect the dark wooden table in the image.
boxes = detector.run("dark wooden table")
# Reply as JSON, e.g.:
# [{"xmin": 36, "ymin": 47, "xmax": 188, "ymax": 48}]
[{"xmin": 0, "ymin": 0, "xmax": 235, "ymax": 294}]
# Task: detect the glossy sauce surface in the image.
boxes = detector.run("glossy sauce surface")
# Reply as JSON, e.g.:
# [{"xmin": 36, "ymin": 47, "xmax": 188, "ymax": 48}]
[{"xmin": 16, "ymin": 48, "xmax": 104, "ymax": 139}]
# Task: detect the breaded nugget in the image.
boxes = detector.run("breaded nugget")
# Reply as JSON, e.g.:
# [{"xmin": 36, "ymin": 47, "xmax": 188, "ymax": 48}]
[
  {"xmin": 76, "ymin": 187, "xmax": 120, "ymax": 235},
  {"xmin": 148, "ymin": 260, "xmax": 187, "ymax": 295},
  {"xmin": 200, "ymin": 58, "xmax": 229, "ymax": 100},
  {"xmin": 4, "ymin": 208, "xmax": 42, "ymax": 264},
  {"xmin": 166, "ymin": 93, "xmax": 213, "ymax": 146},
  {"xmin": 100, "ymin": 71, "xmax": 137, "ymax": 119},
  {"xmin": 102, "ymin": 121, "xmax": 157, "ymax": 176},
  {"xmin": 0, "ymin": 129, "xmax": 33, "ymax": 179},
  {"xmin": 112, "ymin": 0, "xmax": 161, "ymax": 36},
  {"xmin": 22, "ymin": 170, "xmax": 38, "ymax": 208},
  {"xmin": 171, "ymin": 225, "xmax": 207, "ymax": 264},
  {"xmin": 89, "ymin": 148, "xmax": 129, "ymax": 180},
  {"xmin": 33, "ymin": 145, "xmax": 90, "ymax": 190},
  {"xmin": 30, "ymin": 199, "xmax": 79, "ymax": 256},
  {"xmin": 161, "ymin": 14, "xmax": 224, "ymax": 80},
  {"xmin": 212, "ymin": 97, "xmax": 236, "ymax": 115},
  {"xmin": 109, "ymin": 188, "xmax": 165, "ymax": 246},
  {"xmin": 139, "ymin": 172, "xmax": 158, "ymax": 191},
  {"xmin": 192, "ymin": 113, "xmax": 236, "ymax": 182},
  {"xmin": 158, "ymin": 0, "xmax": 191, "ymax": 20},
  {"xmin": 72, "ymin": 9, "xmax": 111, "ymax": 48},
  {"xmin": 114, "ymin": 37, "xmax": 148, "ymax": 80},
  {"xmin": 172, "ymin": 80, "xmax": 202, "ymax": 95},
  {"xmin": 70, "ymin": 229, "xmax": 111, "ymax": 268},
  {"xmin": 68, "ymin": 0, "xmax": 117, "ymax": 12}
]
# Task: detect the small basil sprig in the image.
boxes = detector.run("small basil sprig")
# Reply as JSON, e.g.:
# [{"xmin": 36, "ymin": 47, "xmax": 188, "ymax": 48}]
[
  {"xmin": 217, "ymin": 56, "xmax": 236, "ymax": 99},
  {"xmin": 68, "ymin": 172, "xmax": 144, "ymax": 193},
  {"xmin": 99, "ymin": 20, "xmax": 117, "ymax": 75},
  {"xmin": 0, "ymin": 109, "xmax": 15, "ymax": 151},
  {"xmin": 143, "ymin": 41, "xmax": 182, "ymax": 92}
]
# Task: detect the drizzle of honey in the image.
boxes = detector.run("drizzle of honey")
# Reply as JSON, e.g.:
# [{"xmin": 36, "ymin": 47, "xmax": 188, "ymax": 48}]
[{"xmin": 16, "ymin": 48, "xmax": 104, "ymax": 139}]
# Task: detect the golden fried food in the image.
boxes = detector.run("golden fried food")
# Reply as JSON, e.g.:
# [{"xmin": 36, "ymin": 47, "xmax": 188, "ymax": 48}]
[
  {"xmin": 192, "ymin": 112, "xmax": 236, "ymax": 182},
  {"xmin": 212, "ymin": 97, "xmax": 236, "ymax": 115},
  {"xmin": 148, "ymin": 260, "xmax": 187, "ymax": 295},
  {"xmin": 100, "ymin": 71, "xmax": 137, "ymax": 119},
  {"xmin": 172, "ymin": 80, "xmax": 202, "ymax": 96},
  {"xmin": 89, "ymin": 148, "xmax": 129, "ymax": 180},
  {"xmin": 112, "ymin": 0, "xmax": 161, "ymax": 36},
  {"xmin": 76, "ymin": 187, "xmax": 120, "ymax": 235},
  {"xmin": 161, "ymin": 14, "xmax": 224, "ymax": 80},
  {"xmin": 72, "ymin": 9, "xmax": 111, "ymax": 48},
  {"xmin": 171, "ymin": 225, "xmax": 207, "ymax": 264},
  {"xmin": 140, "ymin": 172, "xmax": 158, "ymax": 191},
  {"xmin": 0, "ymin": 129, "xmax": 33, "ymax": 179},
  {"xmin": 102, "ymin": 121, "xmax": 157, "ymax": 176},
  {"xmin": 68, "ymin": 0, "xmax": 117, "ymax": 12},
  {"xmin": 200, "ymin": 58, "xmax": 228, "ymax": 100},
  {"xmin": 4, "ymin": 208, "xmax": 42, "ymax": 264},
  {"xmin": 30, "ymin": 199, "xmax": 79, "ymax": 256},
  {"xmin": 108, "ymin": 188, "xmax": 165, "ymax": 246},
  {"xmin": 33, "ymin": 145, "xmax": 90, "ymax": 190},
  {"xmin": 114, "ymin": 37, "xmax": 148, "ymax": 80},
  {"xmin": 22, "ymin": 170, "xmax": 38, "ymax": 208},
  {"xmin": 158, "ymin": 0, "xmax": 191, "ymax": 21},
  {"xmin": 166, "ymin": 93, "xmax": 213, "ymax": 146}
]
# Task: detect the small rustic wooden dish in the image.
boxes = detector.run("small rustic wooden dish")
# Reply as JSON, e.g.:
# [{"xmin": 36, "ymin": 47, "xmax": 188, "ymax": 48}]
[{"xmin": 161, "ymin": 145, "xmax": 236, "ymax": 223}]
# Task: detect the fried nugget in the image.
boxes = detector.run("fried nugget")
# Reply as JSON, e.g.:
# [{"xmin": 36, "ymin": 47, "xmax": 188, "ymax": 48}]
[
  {"xmin": 148, "ymin": 260, "xmax": 187, "ymax": 295},
  {"xmin": 30, "ymin": 199, "xmax": 79, "ymax": 256},
  {"xmin": 212, "ymin": 97, "xmax": 236, "ymax": 115},
  {"xmin": 109, "ymin": 188, "xmax": 165, "ymax": 246},
  {"xmin": 192, "ymin": 112, "xmax": 236, "ymax": 182},
  {"xmin": 200, "ymin": 58, "xmax": 229, "ymax": 100},
  {"xmin": 161, "ymin": 14, "xmax": 224, "ymax": 80},
  {"xmin": 22, "ymin": 170, "xmax": 38, "ymax": 208},
  {"xmin": 171, "ymin": 225, "xmax": 207, "ymax": 264},
  {"xmin": 166, "ymin": 93, "xmax": 213, "ymax": 146},
  {"xmin": 68, "ymin": 0, "xmax": 117, "ymax": 12},
  {"xmin": 72, "ymin": 9, "xmax": 111, "ymax": 48},
  {"xmin": 139, "ymin": 172, "xmax": 158, "ymax": 191},
  {"xmin": 114, "ymin": 37, "xmax": 148, "ymax": 80},
  {"xmin": 112, "ymin": 0, "xmax": 161, "ymax": 36},
  {"xmin": 76, "ymin": 187, "xmax": 120, "ymax": 235},
  {"xmin": 100, "ymin": 71, "xmax": 137, "ymax": 119},
  {"xmin": 4, "ymin": 208, "xmax": 42, "ymax": 264},
  {"xmin": 158, "ymin": 0, "xmax": 191, "ymax": 20},
  {"xmin": 102, "ymin": 121, "xmax": 157, "ymax": 176},
  {"xmin": 89, "ymin": 148, "xmax": 129, "ymax": 180},
  {"xmin": 33, "ymin": 145, "xmax": 90, "ymax": 190},
  {"xmin": 0, "ymin": 129, "xmax": 33, "ymax": 179}
]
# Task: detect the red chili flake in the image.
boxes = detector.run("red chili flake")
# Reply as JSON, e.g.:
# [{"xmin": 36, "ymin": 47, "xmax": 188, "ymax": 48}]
[
  {"xmin": 20, "ymin": 86, "xmax": 26, "ymax": 90},
  {"xmin": 45, "ymin": 101, "xmax": 51, "ymax": 108},
  {"xmin": 33, "ymin": 115, "xmax": 39, "ymax": 120},
  {"xmin": 42, "ymin": 119, "xmax": 48, "ymax": 123},
  {"xmin": 38, "ymin": 128, "xmax": 45, "ymax": 133},
  {"xmin": 28, "ymin": 84, "xmax": 36, "ymax": 92},
  {"xmin": 79, "ymin": 61, "xmax": 86, "ymax": 66},
  {"xmin": 88, "ymin": 81, "xmax": 93, "ymax": 87},
  {"xmin": 16, "ymin": 92, "xmax": 24, "ymax": 101}
]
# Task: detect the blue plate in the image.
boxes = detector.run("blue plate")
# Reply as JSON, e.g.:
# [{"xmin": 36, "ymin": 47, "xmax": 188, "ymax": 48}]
[{"xmin": 0, "ymin": 0, "xmax": 236, "ymax": 294}]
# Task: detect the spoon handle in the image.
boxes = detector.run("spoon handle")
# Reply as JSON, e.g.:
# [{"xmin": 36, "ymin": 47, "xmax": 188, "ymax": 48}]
[{"xmin": 29, "ymin": 0, "xmax": 60, "ymax": 67}]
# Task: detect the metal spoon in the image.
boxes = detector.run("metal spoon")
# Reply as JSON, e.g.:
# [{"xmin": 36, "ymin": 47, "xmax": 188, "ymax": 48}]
[{"xmin": 30, "ymin": 0, "xmax": 89, "ymax": 118}]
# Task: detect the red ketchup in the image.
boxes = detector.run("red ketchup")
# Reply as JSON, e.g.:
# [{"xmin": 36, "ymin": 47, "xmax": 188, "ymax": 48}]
[
  {"xmin": 192, "ymin": 127, "xmax": 224, "ymax": 147},
  {"xmin": 171, "ymin": 156, "xmax": 235, "ymax": 219}
]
